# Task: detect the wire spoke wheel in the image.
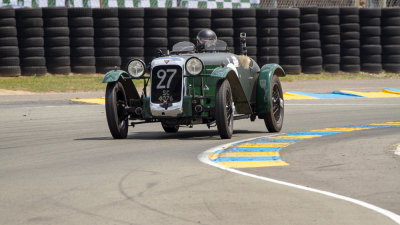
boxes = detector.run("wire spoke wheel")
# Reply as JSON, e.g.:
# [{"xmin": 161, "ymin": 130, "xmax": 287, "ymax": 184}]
[
  {"xmin": 105, "ymin": 82, "xmax": 129, "ymax": 139},
  {"xmin": 215, "ymin": 79, "xmax": 234, "ymax": 139},
  {"xmin": 264, "ymin": 75, "xmax": 284, "ymax": 132}
]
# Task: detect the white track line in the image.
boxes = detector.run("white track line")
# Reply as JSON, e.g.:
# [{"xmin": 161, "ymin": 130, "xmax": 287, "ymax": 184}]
[{"xmin": 198, "ymin": 137, "xmax": 400, "ymax": 225}]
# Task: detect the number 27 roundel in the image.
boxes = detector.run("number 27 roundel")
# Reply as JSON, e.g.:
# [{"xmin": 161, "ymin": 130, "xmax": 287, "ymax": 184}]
[{"xmin": 151, "ymin": 66, "xmax": 183, "ymax": 104}]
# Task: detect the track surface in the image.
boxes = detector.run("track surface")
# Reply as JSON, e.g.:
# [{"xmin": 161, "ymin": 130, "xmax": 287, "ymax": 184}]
[{"xmin": 1, "ymin": 79, "xmax": 400, "ymax": 225}]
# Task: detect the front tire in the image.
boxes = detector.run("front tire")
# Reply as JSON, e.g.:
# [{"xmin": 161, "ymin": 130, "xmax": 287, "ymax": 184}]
[
  {"xmin": 105, "ymin": 82, "xmax": 129, "ymax": 139},
  {"xmin": 264, "ymin": 75, "xmax": 284, "ymax": 132},
  {"xmin": 215, "ymin": 79, "xmax": 234, "ymax": 139}
]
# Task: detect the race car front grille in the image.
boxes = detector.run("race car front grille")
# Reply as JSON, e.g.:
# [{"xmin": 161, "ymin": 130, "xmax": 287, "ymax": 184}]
[{"xmin": 151, "ymin": 65, "xmax": 183, "ymax": 104}]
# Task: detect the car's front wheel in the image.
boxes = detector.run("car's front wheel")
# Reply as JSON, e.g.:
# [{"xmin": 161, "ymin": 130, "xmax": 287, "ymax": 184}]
[
  {"xmin": 264, "ymin": 74, "xmax": 284, "ymax": 132},
  {"xmin": 105, "ymin": 81, "xmax": 129, "ymax": 139},
  {"xmin": 215, "ymin": 79, "xmax": 234, "ymax": 139}
]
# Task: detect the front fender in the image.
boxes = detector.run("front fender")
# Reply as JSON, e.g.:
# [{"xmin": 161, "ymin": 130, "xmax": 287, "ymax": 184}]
[
  {"xmin": 102, "ymin": 70, "xmax": 140, "ymax": 104},
  {"xmin": 102, "ymin": 70, "xmax": 131, "ymax": 83},
  {"xmin": 210, "ymin": 67, "xmax": 252, "ymax": 114},
  {"xmin": 256, "ymin": 64, "xmax": 285, "ymax": 116}
]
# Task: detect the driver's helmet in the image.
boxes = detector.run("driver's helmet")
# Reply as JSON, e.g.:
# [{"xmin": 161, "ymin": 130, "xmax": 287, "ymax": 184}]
[{"xmin": 196, "ymin": 29, "xmax": 217, "ymax": 48}]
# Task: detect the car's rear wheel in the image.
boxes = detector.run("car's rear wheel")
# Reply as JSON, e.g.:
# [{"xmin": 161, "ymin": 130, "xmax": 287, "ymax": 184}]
[
  {"xmin": 161, "ymin": 122, "xmax": 179, "ymax": 133},
  {"xmin": 264, "ymin": 75, "xmax": 284, "ymax": 132},
  {"xmin": 215, "ymin": 79, "xmax": 234, "ymax": 139},
  {"xmin": 105, "ymin": 81, "xmax": 129, "ymax": 139}
]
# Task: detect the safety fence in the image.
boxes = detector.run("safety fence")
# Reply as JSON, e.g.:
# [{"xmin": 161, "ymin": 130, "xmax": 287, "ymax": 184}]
[{"xmin": 0, "ymin": 7, "xmax": 399, "ymax": 76}]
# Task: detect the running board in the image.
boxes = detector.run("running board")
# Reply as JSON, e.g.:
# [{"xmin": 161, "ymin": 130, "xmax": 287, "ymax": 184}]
[{"xmin": 234, "ymin": 114, "xmax": 250, "ymax": 120}]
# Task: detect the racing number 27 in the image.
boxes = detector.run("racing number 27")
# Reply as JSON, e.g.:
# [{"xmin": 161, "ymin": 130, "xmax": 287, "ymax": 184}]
[{"xmin": 156, "ymin": 69, "xmax": 177, "ymax": 89}]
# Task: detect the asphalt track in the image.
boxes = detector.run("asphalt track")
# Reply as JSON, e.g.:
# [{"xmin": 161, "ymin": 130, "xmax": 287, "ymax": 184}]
[{"xmin": 1, "ymin": 79, "xmax": 400, "ymax": 225}]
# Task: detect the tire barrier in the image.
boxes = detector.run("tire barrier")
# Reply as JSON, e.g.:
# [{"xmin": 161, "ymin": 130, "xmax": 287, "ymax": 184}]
[
  {"xmin": 382, "ymin": 8, "xmax": 400, "ymax": 73},
  {"xmin": 0, "ymin": 8, "xmax": 20, "ymax": 77},
  {"xmin": 119, "ymin": 8, "xmax": 144, "ymax": 69},
  {"xmin": 279, "ymin": 8, "xmax": 301, "ymax": 74},
  {"xmin": 360, "ymin": 8, "xmax": 382, "ymax": 73},
  {"xmin": 189, "ymin": 8, "xmax": 211, "ymax": 45},
  {"xmin": 300, "ymin": 7, "xmax": 322, "ymax": 74},
  {"xmin": 0, "ymin": 7, "xmax": 398, "ymax": 77},
  {"xmin": 43, "ymin": 7, "xmax": 70, "ymax": 75},
  {"xmin": 340, "ymin": 7, "xmax": 361, "ymax": 73},
  {"xmin": 68, "ymin": 7, "xmax": 96, "ymax": 74},
  {"xmin": 212, "ymin": 8, "xmax": 234, "ymax": 48},
  {"xmin": 319, "ymin": 7, "xmax": 340, "ymax": 73},
  {"xmin": 168, "ymin": 8, "xmax": 190, "ymax": 50},
  {"xmin": 233, "ymin": 8, "xmax": 257, "ymax": 61},
  {"xmin": 144, "ymin": 7, "xmax": 168, "ymax": 64},
  {"xmin": 256, "ymin": 8, "xmax": 279, "ymax": 65},
  {"xmin": 93, "ymin": 8, "xmax": 121, "ymax": 74},
  {"xmin": 16, "ymin": 8, "xmax": 47, "ymax": 76}
]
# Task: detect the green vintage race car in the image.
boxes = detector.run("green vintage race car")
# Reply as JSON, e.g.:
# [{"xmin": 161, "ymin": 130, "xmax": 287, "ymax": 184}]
[{"xmin": 102, "ymin": 31, "xmax": 285, "ymax": 139}]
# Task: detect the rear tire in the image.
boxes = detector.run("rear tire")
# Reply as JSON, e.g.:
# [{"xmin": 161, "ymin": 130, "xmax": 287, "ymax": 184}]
[
  {"xmin": 105, "ymin": 82, "xmax": 129, "ymax": 139},
  {"xmin": 264, "ymin": 75, "xmax": 284, "ymax": 132},
  {"xmin": 215, "ymin": 79, "xmax": 234, "ymax": 139}
]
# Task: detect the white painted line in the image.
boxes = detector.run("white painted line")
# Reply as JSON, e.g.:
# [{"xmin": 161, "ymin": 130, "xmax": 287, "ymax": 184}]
[{"xmin": 198, "ymin": 139, "xmax": 400, "ymax": 225}]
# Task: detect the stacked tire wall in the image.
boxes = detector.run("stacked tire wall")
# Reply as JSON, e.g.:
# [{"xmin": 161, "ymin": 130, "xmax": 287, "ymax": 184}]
[
  {"xmin": 189, "ymin": 9, "xmax": 212, "ymax": 45},
  {"xmin": 212, "ymin": 9, "xmax": 234, "ymax": 48},
  {"xmin": 43, "ymin": 7, "xmax": 70, "ymax": 75},
  {"xmin": 68, "ymin": 8, "xmax": 96, "ymax": 74},
  {"xmin": 119, "ymin": 8, "xmax": 144, "ymax": 68},
  {"xmin": 233, "ymin": 9, "xmax": 257, "ymax": 61},
  {"xmin": 0, "ymin": 8, "xmax": 20, "ymax": 77},
  {"xmin": 16, "ymin": 8, "xmax": 47, "ymax": 76},
  {"xmin": 382, "ymin": 8, "xmax": 400, "ymax": 73},
  {"xmin": 256, "ymin": 8, "xmax": 279, "ymax": 65},
  {"xmin": 340, "ymin": 8, "xmax": 361, "ymax": 73},
  {"xmin": 319, "ymin": 8, "xmax": 340, "ymax": 73},
  {"xmin": 93, "ymin": 8, "xmax": 120, "ymax": 73},
  {"xmin": 0, "ymin": 7, "xmax": 399, "ymax": 77},
  {"xmin": 279, "ymin": 8, "xmax": 301, "ymax": 74},
  {"xmin": 300, "ymin": 7, "xmax": 322, "ymax": 74},
  {"xmin": 168, "ymin": 8, "xmax": 190, "ymax": 49},
  {"xmin": 144, "ymin": 8, "xmax": 168, "ymax": 64},
  {"xmin": 360, "ymin": 8, "xmax": 382, "ymax": 73}
]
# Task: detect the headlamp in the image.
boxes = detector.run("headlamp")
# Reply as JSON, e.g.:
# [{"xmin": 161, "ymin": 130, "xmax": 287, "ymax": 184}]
[
  {"xmin": 127, "ymin": 59, "xmax": 146, "ymax": 78},
  {"xmin": 185, "ymin": 57, "xmax": 203, "ymax": 76}
]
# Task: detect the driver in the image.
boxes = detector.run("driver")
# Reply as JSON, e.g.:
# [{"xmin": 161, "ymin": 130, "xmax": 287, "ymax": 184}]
[{"xmin": 196, "ymin": 29, "xmax": 217, "ymax": 52}]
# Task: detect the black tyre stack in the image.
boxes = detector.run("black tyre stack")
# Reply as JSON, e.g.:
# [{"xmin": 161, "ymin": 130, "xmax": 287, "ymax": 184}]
[
  {"xmin": 381, "ymin": 8, "xmax": 400, "ymax": 73},
  {"xmin": 256, "ymin": 8, "xmax": 279, "ymax": 65},
  {"xmin": 144, "ymin": 8, "xmax": 168, "ymax": 64},
  {"xmin": 319, "ymin": 8, "xmax": 341, "ymax": 73},
  {"xmin": 68, "ymin": 8, "xmax": 95, "ymax": 74},
  {"xmin": 359, "ymin": 8, "xmax": 382, "ymax": 73},
  {"xmin": 93, "ymin": 8, "xmax": 120, "ymax": 74},
  {"xmin": 212, "ymin": 9, "xmax": 234, "ymax": 49},
  {"xmin": 278, "ymin": 8, "xmax": 301, "ymax": 74},
  {"xmin": 16, "ymin": 8, "xmax": 46, "ymax": 76},
  {"xmin": 300, "ymin": 7, "xmax": 322, "ymax": 74},
  {"xmin": 340, "ymin": 7, "xmax": 360, "ymax": 73},
  {"xmin": 233, "ymin": 9, "xmax": 257, "ymax": 60},
  {"xmin": 168, "ymin": 8, "xmax": 190, "ymax": 49},
  {"xmin": 119, "ymin": 8, "xmax": 144, "ymax": 68},
  {"xmin": 189, "ymin": 9, "xmax": 212, "ymax": 45},
  {"xmin": 0, "ymin": 8, "xmax": 20, "ymax": 77},
  {"xmin": 43, "ymin": 7, "xmax": 70, "ymax": 75}
]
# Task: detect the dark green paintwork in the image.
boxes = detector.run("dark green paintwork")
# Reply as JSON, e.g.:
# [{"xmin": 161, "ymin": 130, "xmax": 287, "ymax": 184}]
[
  {"xmin": 102, "ymin": 70, "xmax": 131, "ymax": 83},
  {"xmin": 256, "ymin": 64, "xmax": 285, "ymax": 116}
]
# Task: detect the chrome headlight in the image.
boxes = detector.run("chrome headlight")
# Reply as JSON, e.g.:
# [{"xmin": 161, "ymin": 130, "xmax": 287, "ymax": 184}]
[
  {"xmin": 185, "ymin": 57, "xmax": 203, "ymax": 76},
  {"xmin": 127, "ymin": 59, "xmax": 146, "ymax": 78}
]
